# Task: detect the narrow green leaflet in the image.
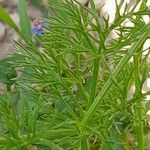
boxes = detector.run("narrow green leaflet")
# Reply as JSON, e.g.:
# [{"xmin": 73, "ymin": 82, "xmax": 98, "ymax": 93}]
[
  {"xmin": 0, "ymin": 59, "xmax": 17, "ymax": 86},
  {"xmin": 0, "ymin": 5, "xmax": 19, "ymax": 33},
  {"xmin": 18, "ymin": 0, "xmax": 31, "ymax": 37}
]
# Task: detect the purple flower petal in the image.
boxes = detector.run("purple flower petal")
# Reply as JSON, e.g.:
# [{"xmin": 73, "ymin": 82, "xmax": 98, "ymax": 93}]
[
  {"xmin": 31, "ymin": 19, "xmax": 44, "ymax": 36},
  {"xmin": 32, "ymin": 27, "xmax": 43, "ymax": 36}
]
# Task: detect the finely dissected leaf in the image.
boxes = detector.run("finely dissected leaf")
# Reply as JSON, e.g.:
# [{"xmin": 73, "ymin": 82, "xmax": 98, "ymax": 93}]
[
  {"xmin": 18, "ymin": 0, "xmax": 31, "ymax": 37},
  {"xmin": 82, "ymin": 24, "xmax": 150, "ymax": 124},
  {"xmin": 79, "ymin": 136, "xmax": 90, "ymax": 150},
  {"xmin": 0, "ymin": 5, "xmax": 19, "ymax": 33},
  {"xmin": 1, "ymin": 0, "xmax": 150, "ymax": 149},
  {"xmin": 0, "ymin": 58, "xmax": 17, "ymax": 86}
]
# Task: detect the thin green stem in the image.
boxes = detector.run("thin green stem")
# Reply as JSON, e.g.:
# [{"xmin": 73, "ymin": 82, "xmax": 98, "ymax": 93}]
[
  {"xmin": 133, "ymin": 1, "xmax": 147, "ymax": 148},
  {"xmin": 80, "ymin": 136, "xmax": 90, "ymax": 150},
  {"xmin": 56, "ymin": 88, "xmax": 78, "ymax": 120},
  {"xmin": 48, "ymin": 49, "xmax": 84, "ymax": 117},
  {"xmin": 134, "ymin": 52, "xmax": 144, "ymax": 150},
  {"xmin": 66, "ymin": 70, "xmax": 89, "ymax": 103},
  {"xmin": 59, "ymin": 74, "xmax": 84, "ymax": 117},
  {"xmin": 89, "ymin": 58, "xmax": 100, "ymax": 107},
  {"xmin": 78, "ymin": 83, "xmax": 89, "ymax": 102}
]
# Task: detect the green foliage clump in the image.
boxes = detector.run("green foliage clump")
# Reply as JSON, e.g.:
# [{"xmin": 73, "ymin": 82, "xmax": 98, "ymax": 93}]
[{"xmin": 0, "ymin": 0, "xmax": 150, "ymax": 149}]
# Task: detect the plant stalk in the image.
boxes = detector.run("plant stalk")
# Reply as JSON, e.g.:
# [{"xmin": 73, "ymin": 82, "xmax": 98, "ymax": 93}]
[
  {"xmin": 89, "ymin": 58, "xmax": 100, "ymax": 107},
  {"xmin": 133, "ymin": 1, "xmax": 147, "ymax": 148},
  {"xmin": 134, "ymin": 52, "xmax": 144, "ymax": 150}
]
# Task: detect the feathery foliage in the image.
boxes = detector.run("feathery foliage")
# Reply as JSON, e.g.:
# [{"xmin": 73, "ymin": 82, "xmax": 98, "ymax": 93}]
[{"xmin": 0, "ymin": 0, "xmax": 150, "ymax": 149}]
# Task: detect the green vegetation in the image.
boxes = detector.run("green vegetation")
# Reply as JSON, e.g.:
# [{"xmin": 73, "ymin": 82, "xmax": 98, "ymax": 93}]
[{"xmin": 0, "ymin": 0, "xmax": 150, "ymax": 149}]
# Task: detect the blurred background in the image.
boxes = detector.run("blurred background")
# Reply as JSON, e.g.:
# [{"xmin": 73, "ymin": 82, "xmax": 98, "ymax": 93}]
[{"xmin": 0, "ymin": 0, "xmax": 48, "ymax": 59}]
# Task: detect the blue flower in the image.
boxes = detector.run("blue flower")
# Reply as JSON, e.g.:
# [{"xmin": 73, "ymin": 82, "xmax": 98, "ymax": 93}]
[
  {"xmin": 31, "ymin": 19, "xmax": 43, "ymax": 36},
  {"xmin": 31, "ymin": 27, "xmax": 43, "ymax": 36}
]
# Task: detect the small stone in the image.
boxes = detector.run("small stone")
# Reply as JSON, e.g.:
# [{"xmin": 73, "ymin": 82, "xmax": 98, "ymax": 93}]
[{"xmin": 0, "ymin": 22, "xmax": 6, "ymax": 41}]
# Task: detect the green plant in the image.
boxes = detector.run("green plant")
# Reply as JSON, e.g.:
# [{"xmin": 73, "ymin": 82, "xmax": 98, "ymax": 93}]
[
  {"xmin": 0, "ymin": 0, "xmax": 30, "ymax": 90},
  {"xmin": 0, "ymin": 5, "xmax": 19, "ymax": 33},
  {"xmin": 0, "ymin": 0, "xmax": 150, "ymax": 149}
]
